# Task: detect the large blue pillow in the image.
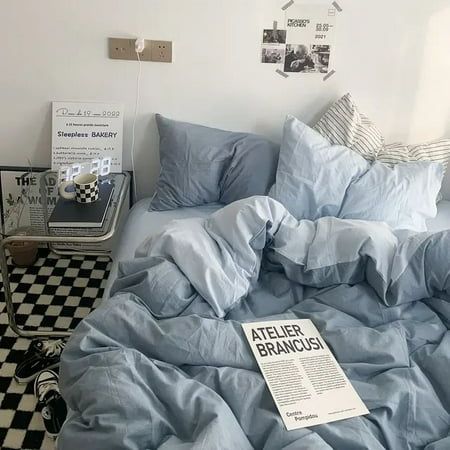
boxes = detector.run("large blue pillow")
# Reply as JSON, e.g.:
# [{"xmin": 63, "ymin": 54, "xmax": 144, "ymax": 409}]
[
  {"xmin": 270, "ymin": 115, "xmax": 444, "ymax": 231},
  {"xmin": 150, "ymin": 115, "xmax": 279, "ymax": 210},
  {"xmin": 339, "ymin": 161, "xmax": 443, "ymax": 231},
  {"xmin": 269, "ymin": 115, "xmax": 370, "ymax": 220}
]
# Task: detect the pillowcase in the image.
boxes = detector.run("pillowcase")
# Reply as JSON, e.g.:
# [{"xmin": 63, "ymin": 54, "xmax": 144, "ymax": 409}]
[
  {"xmin": 339, "ymin": 161, "xmax": 443, "ymax": 231},
  {"xmin": 150, "ymin": 114, "xmax": 279, "ymax": 211},
  {"xmin": 376, "ymin": 140, "xmax": 450, "ymax": 170},
  {"xmin": 269, "ymin": 115, "xmax": 370, "ymax": 221},
  {"xmin": 314, "ymin": 93, "xmax": 384, "ymax": 161},
  {"xmin": 315, "ymin": 93, "xmax": 450, "ymax": 171},
  {"xmin": 270, "ymin": 115, "xmax": 444, "ymax": 231}
]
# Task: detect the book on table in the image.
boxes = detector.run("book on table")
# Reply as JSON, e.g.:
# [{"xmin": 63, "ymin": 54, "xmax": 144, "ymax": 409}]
[{"xmin": 48, "ymin": 182, "xmax": 114, "ymax": 228}]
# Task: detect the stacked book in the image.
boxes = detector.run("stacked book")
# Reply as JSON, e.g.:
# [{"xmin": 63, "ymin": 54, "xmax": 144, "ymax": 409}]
[
  {"xmin": 48, "ymin": 176, "xmax": 125, "ymax": 252},
  {"xmin": 49, "ymin": 182, "xmax": 114, "ymax": 229}
]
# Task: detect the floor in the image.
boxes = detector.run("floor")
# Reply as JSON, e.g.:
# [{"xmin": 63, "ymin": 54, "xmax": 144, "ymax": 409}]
[{"xmin": 0, "ymin": 249, "xmax": 111, "ymax": 450}]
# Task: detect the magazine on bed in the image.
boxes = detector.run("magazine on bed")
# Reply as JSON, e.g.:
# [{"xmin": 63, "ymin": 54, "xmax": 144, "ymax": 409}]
[{"xmin": 242, "ymin": 319, "xmax": 369, "ymax": 431}]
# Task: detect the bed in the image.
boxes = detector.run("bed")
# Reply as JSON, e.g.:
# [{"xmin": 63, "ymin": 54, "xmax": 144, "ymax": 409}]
[
  {"xmin": 57, "ymin": 103, "xmax": 450, "ymax": 450},
  {"xmin": 57, "ymin": 197, "xmax": 450, "ymax": 450}
]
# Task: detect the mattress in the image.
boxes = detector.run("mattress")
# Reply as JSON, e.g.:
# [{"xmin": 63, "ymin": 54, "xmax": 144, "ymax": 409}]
[
  {"xmin": 104, "ymin": 199, "xmax": 450, "ymax": 299},
  {"xmin": 103, "ymin": 199, "xmax": 223, "ymax": 298}
]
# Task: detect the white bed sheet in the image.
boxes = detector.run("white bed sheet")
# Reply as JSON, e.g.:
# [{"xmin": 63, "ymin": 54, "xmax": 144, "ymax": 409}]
[
  {"xmin": 103, "ymin": 199, "xmax": 223, "ymax": 298},
  {"xmin": 104, "ymin": 199, "xmax": 450, "ymax": 299}
]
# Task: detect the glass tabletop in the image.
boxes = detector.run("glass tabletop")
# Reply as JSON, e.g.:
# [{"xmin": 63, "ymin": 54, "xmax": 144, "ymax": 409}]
[{"xmin": 1, "ymin": 170, "xmax": 129, "ymax": 242}]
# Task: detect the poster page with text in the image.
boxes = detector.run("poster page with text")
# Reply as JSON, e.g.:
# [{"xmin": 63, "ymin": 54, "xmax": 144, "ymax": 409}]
[{"xmin": 242, "ymin": 319, "xmax": 369, "ymax": 431}]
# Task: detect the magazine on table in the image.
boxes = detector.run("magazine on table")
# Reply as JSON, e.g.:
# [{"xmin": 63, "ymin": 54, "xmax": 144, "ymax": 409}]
[{"xmin": 0, "ymin": 167, "xmax": 55, "ymax": 236}]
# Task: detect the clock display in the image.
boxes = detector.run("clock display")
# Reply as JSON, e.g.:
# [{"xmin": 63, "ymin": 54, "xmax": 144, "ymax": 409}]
[{"xmin": 58, "ymin": 157, "xmax": 112, "ymax": 184}]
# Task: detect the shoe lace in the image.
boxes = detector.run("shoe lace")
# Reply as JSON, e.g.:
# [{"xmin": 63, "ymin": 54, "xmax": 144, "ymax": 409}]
[
  {"xmin": 41, "ymin": 339, "xmax": 66, "ymax": 357},
  {"xmin": 38, "ymin": 379, "xmax": 60, "ymax": 403}
]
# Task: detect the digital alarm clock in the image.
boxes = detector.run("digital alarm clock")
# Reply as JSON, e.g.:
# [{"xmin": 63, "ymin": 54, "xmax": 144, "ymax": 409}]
[{"xmin": 58, "ymin": 157, "xmax": 112, "ymax": 185}]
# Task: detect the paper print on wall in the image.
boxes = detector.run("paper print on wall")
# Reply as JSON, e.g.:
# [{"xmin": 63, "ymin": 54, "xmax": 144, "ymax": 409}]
[
  {"xmin": 261, "ymin": 29, "xmax": 287, "ymax": 64},
  {"xmin": 261, "ymin": 3, "xmax": 336, "ymax": 74},
  {"xmin": 284, "ymin": 4, "xmax": 335, "ymax": 74},
  {"xmin": 263, "ymin": 29, "xmax": 287, "ymax": 44},
  {"xmin": 262, "ymin": 45, "xmax": 286, "ymax": 64}
]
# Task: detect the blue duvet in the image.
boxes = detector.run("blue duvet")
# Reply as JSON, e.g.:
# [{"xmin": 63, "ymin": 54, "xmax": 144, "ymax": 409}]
[{"xmin": 58, "ymin": 196, "xmax": 450, "ymax": 450}]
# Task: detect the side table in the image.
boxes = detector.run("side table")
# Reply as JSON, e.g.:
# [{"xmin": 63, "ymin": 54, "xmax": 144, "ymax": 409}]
[{"xmin": 0, "ymin": 171, "xmax": 130, "ymax": 338}]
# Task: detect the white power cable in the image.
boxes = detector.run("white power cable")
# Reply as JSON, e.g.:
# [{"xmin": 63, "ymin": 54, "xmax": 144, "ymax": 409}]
[{"xmin": 130, "ymin": 45, "xmax": 142, "ymax": 203}]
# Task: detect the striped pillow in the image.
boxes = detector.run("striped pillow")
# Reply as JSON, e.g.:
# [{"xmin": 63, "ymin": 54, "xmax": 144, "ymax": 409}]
[
  {"xmin": 314, "ymin": 93, "xmax": 384, "ymax": 161},
  {"xmin": 377, "ymin": 140, "xmax": 450, "ymax": 170}
]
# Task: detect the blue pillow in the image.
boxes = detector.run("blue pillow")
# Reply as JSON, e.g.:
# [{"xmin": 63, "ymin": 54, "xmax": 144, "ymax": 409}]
[
  {"xmin": 269, "ymin": 115, "xmax": 370, "ymax": 220},
  {"xmin": 339, "ymin": 161, "xmax": 443, "ymax": 231},
  {"xmin": 150, "ymin": 115, "xmax": 279, "ymax": 210},
  {"xmin": 270, "ymin": 115, "xmax": 444, "ymax": 231}
]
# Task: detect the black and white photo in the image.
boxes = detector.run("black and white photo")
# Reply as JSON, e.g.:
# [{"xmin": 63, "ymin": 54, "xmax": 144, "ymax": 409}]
[
  {"xmin": 261, "ymin": 45, "xmax": 285, "ymax": 64},
  {"xmin": 284, "ymin": 44, "xmax": 330, "ymax": 73},
  {"xmin": 311, "ymin": 45, "xmax": 330, "ymax": 73},
  {"xmin": 284, "ymin": 45, "xmax": 315, "ymax": 72},
  {"xmin": 262, "ymin": 29, "xmax": 287, "ymax": 44}
]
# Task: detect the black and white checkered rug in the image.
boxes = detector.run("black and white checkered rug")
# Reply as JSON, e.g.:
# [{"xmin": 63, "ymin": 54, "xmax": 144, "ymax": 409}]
[{"xmin": 0, "ymin": 249, "xmax": 111, "ymax": 450}]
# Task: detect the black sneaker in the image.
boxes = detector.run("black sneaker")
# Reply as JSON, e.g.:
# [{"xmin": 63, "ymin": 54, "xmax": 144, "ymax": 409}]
[
  {"xmin": 34, "ymin": 370, "xmax": 67, "ymax": 438},
  {"xmin": 15, "ymin": 339, "xmax": 66, "ymax": 384}
]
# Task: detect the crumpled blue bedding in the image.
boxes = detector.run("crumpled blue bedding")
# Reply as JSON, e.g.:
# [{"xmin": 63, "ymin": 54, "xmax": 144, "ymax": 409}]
[{"xmin": 58, "ymin": 196, "xmax": 450, "ymax": 450}]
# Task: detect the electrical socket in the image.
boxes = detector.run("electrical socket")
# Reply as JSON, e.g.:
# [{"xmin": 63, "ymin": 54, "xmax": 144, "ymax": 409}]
[
  {"xmin": 108, "ymin": 38, "xmax": 172, "ymax": 63},
  {"xmin": 150, "ymin": 40, "xmax": 173, "ymax": 63},
  {"xmin": 108, "ymin": 38, "xmax": 151, "ymax": 61}
]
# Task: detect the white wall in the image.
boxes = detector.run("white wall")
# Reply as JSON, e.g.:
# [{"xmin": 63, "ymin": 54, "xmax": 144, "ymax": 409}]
[{"xmin": 1, "ymin": 0, "xmax": 450, "ymax": 199}]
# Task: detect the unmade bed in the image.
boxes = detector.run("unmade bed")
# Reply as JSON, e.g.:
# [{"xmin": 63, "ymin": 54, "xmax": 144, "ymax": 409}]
[
  {"xmin": 56, "ymin": 197, "xmax": 450, "ymax": 449},
  {"xmin": 57, "ymin": 102, "xmax": 450, "ymax": 449}
]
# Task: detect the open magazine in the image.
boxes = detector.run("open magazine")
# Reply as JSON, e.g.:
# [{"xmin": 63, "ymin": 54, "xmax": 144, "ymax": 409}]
[{"xmin": 242, "ymin": 319, "xmax": 369, "ymax": 431}]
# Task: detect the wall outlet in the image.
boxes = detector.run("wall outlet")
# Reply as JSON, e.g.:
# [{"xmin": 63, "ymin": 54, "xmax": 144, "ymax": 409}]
[
  {"xmin": 108, "ymin": 38, "xmax": 172, "ymax": 63},
  {"xmin": 108, "ymin": 38, "xmax": 151, "ymax": 61},
  {"xmin": 150, "ymin": 40, "xmax": 173, "ymax": 63}
]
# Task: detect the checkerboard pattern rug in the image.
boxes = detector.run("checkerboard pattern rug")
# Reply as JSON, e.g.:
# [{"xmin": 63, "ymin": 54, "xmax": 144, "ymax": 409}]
[{"xmin": 0, "ymin": 249, "xmax": 111, "ymax": 450}]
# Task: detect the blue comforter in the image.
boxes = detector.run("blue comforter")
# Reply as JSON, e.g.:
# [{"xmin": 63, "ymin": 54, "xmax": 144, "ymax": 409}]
[{"xmin": 58, "ymin": 196, "xmax": 450, "ymax": 450}]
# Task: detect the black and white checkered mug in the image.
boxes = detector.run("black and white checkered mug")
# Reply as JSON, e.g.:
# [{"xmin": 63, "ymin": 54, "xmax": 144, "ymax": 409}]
[{"xmin": 59, "ymin": 173, "xmax": 99, "ymax": 203}]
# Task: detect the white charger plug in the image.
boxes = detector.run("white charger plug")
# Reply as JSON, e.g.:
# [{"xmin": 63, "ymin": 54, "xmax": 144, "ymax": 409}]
[{"xmin": 135, "ymin": 38, "xmax": 145, "ymax": 53}]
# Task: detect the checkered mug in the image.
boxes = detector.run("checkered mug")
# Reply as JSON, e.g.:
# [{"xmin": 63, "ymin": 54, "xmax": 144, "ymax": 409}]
[{"xmin": 59, "ymin": 173, "xmax": 99, "ymax": 203}]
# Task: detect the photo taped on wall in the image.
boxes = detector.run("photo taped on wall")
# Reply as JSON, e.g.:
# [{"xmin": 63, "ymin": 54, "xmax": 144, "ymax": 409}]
[
  {"xmin": 262, "ymin": 29, "xmax": 287, "ymax": 44},
  {"xmin": 261, "ymin": 45, "xmax": 286, "ymax": 64},
  {"xmin": 284, "ymin": 44, "xmax": 330, "ymax": 73}
]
